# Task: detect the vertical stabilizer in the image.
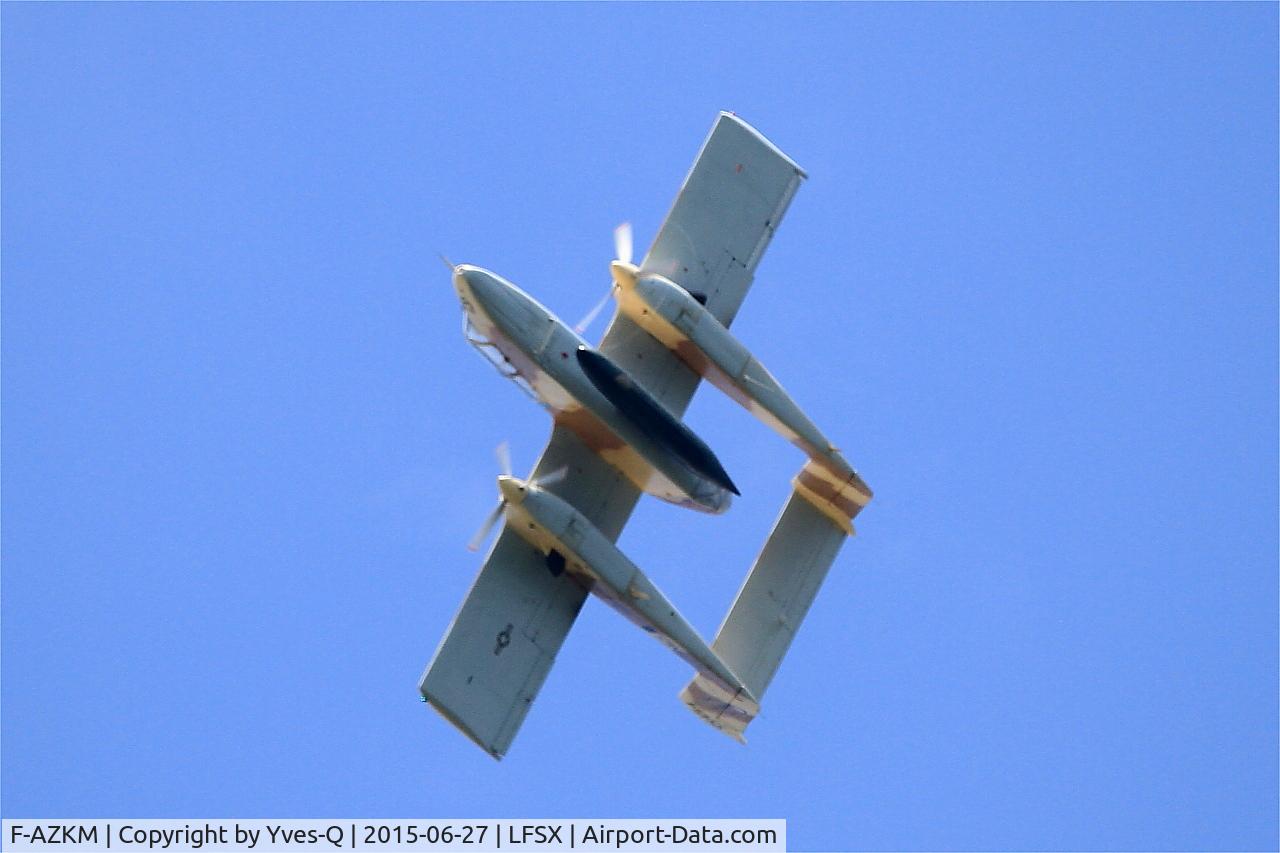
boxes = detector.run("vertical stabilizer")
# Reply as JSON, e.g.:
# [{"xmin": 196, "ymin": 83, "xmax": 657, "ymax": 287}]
[{"xmin": 680, "ymin": 485, "xmax": 860, "ymax": 740}]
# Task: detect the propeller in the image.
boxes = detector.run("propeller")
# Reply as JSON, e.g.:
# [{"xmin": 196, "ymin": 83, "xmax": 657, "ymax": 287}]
[
  {"xmin": 614, "ymin": 221, "xmax": 633, "ymax": 267},
  {"xmin": 574, "ymin": 222, "xmax": 640, "ymax": 336},
  {"xmin": 466, "ymin": 442, "xmax": 513, "ymax": 551},
  {"xmin": 466, "ymin": 500, "xmax": 507, "ymax": 552},
  {"xmin": 466, "ymin": 442, "xmax": 568, "ymax": 551},
  {"xmin": 495, "ymin": 440, "xmax": 512, "ymax": 478},
  {"xmin": 574, "ymin": 287, "xmax": 614, "ymax": 336},
  {"xmin": 533, "ymin": 466, "xmax": 568, "ymax": 487}
]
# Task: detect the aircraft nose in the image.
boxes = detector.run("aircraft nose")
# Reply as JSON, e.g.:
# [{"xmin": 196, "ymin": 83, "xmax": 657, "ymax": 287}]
[
  {"xmin": 497, "ymin": 475, "xmax": 527, "ymax": 505},
  {"xmin": 456, "ymin": 266, "xmax": 506, "ymax": 311},
  {"xmin": 452, "ymin": 264, "xmax": 478, "ymax": 292}
]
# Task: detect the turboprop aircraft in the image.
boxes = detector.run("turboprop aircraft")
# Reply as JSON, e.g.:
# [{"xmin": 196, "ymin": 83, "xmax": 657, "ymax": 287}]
[{"xmin": 420, "ymin": 112, "xmax": 871, "ymax": 758}]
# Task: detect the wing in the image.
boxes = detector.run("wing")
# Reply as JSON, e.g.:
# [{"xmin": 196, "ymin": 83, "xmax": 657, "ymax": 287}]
[
  {"xmin": 420, "ymin": 427, "xmax": 640, "ymax": 758},
  {"xmin": 599, "ymin": 112, "xmax": 807, "ymax": 416},
  {"xmin": 530, "ymin": 421, "xmax": 641, "ymax": 541}
]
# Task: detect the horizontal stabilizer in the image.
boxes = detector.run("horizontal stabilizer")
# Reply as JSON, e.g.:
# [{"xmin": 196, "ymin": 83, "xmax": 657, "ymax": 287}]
[{"xmin": 681, "ymin": 485, "xmax": 854, "ymax": 740}]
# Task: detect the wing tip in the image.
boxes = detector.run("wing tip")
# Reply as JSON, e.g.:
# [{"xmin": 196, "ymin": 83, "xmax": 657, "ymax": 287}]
[
  {"xmin": 419, "ymin": 687, "xmax": 510, "ymax": 761},
  {"xmin": 715, "ymin": 111, "xmax": 808, "ymax": 179}
]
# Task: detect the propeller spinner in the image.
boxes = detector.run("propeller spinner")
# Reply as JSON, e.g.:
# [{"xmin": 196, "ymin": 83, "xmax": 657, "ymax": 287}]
[{"xmin": 466, "ymin": 442, "xmax": 567, "ymax": 552}]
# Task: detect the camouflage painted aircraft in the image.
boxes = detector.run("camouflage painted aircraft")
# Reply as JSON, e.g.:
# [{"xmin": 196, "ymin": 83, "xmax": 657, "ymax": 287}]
[{"xmin": 420, "ymin": 112, "xmax": 872, "ymax": 758}]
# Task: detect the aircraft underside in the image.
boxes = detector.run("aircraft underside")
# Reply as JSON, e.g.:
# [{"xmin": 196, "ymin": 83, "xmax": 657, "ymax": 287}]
[{"xmin": 422, "ymin": 111, "xmax": 872, "ymax": 758}]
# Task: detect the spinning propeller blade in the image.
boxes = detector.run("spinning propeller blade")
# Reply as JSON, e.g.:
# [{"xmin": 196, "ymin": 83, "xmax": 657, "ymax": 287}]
[
  {"xmin": 466, "ymin": 501, "xmax": 506, "ymax": 552},
  {"xmin": 575, "ymin": 221, "xmax": 638, "ymax": 336},
  {"xmin": 614, "ymin": 221, "xmax": 633, "ymax": 267},
  {"xmin": 533, "ymin": 466, "xmax": 567, "ymax": 488},
  {"xmin": 574, "ymin": 289, "xmax": 615, "ymax": 335},
  {"xmin": 467, "ymin": 441, "xmax": 513, "ymax": 552}
]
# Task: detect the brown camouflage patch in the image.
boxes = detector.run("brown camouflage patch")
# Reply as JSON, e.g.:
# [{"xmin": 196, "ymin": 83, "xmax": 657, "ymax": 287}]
[
  {"xmin": 793, "ymin": 461, "xmax": 872, "ymax": 532},
  {"xmin": 553, "ymin": 408, "xmax": 626, "ymax": 453}
]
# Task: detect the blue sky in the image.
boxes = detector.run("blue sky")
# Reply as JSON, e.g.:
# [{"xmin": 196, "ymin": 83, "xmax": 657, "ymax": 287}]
[{"xmin": 3, "ymin": 3, "xmax": 1276, "ymax": 850}]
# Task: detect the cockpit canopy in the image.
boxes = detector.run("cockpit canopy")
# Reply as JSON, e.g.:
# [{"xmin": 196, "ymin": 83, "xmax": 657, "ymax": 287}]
[{"xmin": 463, "ymin": 315, "xmax": 538, "ymax": 401}]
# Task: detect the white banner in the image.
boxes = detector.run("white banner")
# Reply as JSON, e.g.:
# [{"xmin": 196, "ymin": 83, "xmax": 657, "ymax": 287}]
[{"xmin": 2, "ymin": 820, "xmax": 785, "ymax": 853}]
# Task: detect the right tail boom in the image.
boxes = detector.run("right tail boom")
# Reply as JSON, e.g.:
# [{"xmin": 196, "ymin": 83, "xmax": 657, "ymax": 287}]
[{"xmin": 615, "ymin": 271, "xmax": 859, "ymax": 482}]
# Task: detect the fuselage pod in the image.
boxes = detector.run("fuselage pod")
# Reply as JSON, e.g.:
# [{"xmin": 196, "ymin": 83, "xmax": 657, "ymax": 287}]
[
  {"xmin": 574, "ymin": 346, "xmax": 739, "ymax": 496},
  {"xmin": 451, "ymin": 264, "xmax": 733, "ymax": 513},
  {"xmin": 497, "ymin": 476, "xmax": 757, "ymax": 705},
  {"xmin": 612, "ymin": 269, "xmax": 872, "ymax": 501}
]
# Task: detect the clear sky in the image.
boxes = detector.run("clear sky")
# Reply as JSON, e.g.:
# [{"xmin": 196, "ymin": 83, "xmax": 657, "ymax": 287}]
[{"xmin": 2, "ymin": 3, "xmax": 1276, "ymax": 850}]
